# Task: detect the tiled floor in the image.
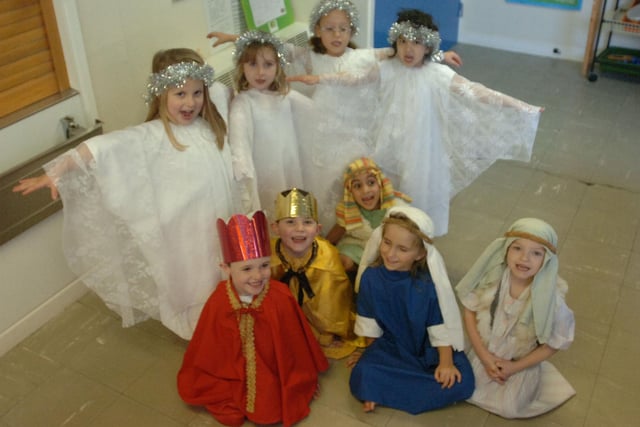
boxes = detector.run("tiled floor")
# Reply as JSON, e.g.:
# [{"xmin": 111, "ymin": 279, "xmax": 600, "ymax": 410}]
[{"xmin": 1, "ymin": 45, "xmax": 640, "ymax": 427}]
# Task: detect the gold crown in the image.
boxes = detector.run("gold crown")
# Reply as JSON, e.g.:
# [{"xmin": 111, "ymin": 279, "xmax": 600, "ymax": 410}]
[{"xmin": 275, "ymin": 188, "xmax": 318, "ymax": 221}]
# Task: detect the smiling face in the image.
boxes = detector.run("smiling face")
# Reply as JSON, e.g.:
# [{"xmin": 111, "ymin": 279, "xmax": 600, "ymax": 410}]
[
  {"xmin": 396, "ymin": 36, "xmax": 428, "ymax": 68},
  {"xmin": 165, "ymin": 79, "xmax": 204, "ymax": 125},
  {"xmin": 242, "ymin": 45, "xmax": 278, "ymax": 91},
  {"xmin": 272, "ymin": 217, "xmax": 321, "ymax": 259},
  {"xmin": 506, "ymin": 238, "xmax": 545, "ymax": 286},
  {"xmin": 349, "ymin": 170, "xmax": 381, "ymax": 211},
  {"xmin": 379, "ymin": 223, "xmax": 426, "ymax": 272},
  {"xmin": 315, "ymin": 9, "xmax": 352, "ymax": 57},
  {"xmin": 222, "ymin": 256, "xmax": 272, "ymax": 298}
]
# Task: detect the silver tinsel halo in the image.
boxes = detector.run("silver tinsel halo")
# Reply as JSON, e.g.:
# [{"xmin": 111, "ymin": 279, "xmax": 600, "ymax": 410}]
[
  {"xmin": 144, "ymin": 62, "xmax": 214, "ymax": 104},
  {"xmin": 388, "ymin": 21, "xmax": 441, "ymax": 52},
  {"xmin": 309, "ymin": 0, "xmax": 360, "ymax": 36},
  {"xmin": 232, "ymin": 30, "xmax": 288, "ymax": 67}
]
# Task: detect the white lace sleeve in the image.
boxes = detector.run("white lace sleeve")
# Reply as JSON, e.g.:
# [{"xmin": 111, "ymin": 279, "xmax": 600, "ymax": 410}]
[
  {"xmin": 450, "ymin": 74, "xmax": 541, "ymax": 113},
  {"xmin": 318, "ymin": 61, "xmax": 380, "ymax": 86}
]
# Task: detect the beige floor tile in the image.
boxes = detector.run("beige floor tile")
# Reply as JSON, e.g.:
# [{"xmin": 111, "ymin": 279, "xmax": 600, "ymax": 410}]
[
  {"xmin": 579, "ymin": 185, "xmax": 640, "ymax": 216},
  {"xmin": 560, "ymin": 237, "xmax": 628, "ymax": 285},
  {"xmin": 2, "ymin": 368, "xmax": 119, "ymax": 427},
  {"xmin": 66, "ymin": 321, "xmax": 167, "ymax": 392},
  {"xmin": 584, "ymin": 376, "xmax": 640, "ymax": 427},
  {"xmin": 385, "ymin": 402, "xmax": 487, "ymax": 427},
  {"xmin": 611, "ymin": 286, "xmax": 640, "ymax": 334},
  {"xmin": 451, "ymin": 181, "xmax": 520, "ymax": 221},
  {"xmin": 623, "ymin": 250, "xmax": 640, "ymax": 290},
  {"xmin": 561, "ymin": 269, "xmax": 621, "ymax": 326},
  {"xmin": 553, "ymin": 315, "xmax": 608, "ymax": 375},
  {"xmin": 298, "ymin": 403, "xmax": 377, "ymax": 427},
  {"xmin": 0, "ymin": 345, "xmax": 59, "ymax": 416},
  {"xmin": 569, "ymin": 207, "xmax": 639, "ymax": 251},
  {"xmin": 598, "ymin": 327, "xmax": 640, "ymax": 390},
  {"xmin": 19, "ymin": 302, "xmax": 115, "ymax": 365},
  {"xmin": 90, "ymin": 396, "xmax": 185, "ymax": 427},
  {"xmin": 122, "ymin": 343, "xmax": 196, "ymax": 424}
]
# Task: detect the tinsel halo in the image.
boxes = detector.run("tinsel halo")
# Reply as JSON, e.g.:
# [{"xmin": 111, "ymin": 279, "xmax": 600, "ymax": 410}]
[
  {"xmin": 232, "ymin": 30, "xmax": 288, "ymax": 67},
  {"xmin": 144, "ymin": 62, "xmax": 214, "ymax": 104},
  {"xmin": 309, "ymin": 0, "xmax": 360, "ymax": 36},
  {"xmin": 388, "ymin": 21, "xmax": 441, "ymax": 52}
]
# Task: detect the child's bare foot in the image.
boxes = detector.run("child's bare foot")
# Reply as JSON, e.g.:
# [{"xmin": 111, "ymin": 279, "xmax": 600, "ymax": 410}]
[
  {"xmin": 313, "ymin": 382, "xmax": 321, "ymax": 399},
  {"xmin": 363, "ymin": 401, "xmax": 376, "ymax": 412},
  {"xmin": 346, "ymin": 349, "xmax": 363, "ymax": 368}
]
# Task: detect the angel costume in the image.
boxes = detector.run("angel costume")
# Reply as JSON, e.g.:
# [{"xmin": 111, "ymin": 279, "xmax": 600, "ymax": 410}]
[
  {"xmin": 456, "ymin": 218, "xmax": 575, "ymax": 418},
  {"xmin": 373, "ymin": 59, "xmax": 541, "ymax": 236},
  {"xmin": 350, "ymin": 206, "xmax": 473, "ymax": 413},
  {"xmin": 229, "ymin": 88, "xmax": 310, "ymax": 220},
  {"xmin": 286, "ymin": 45, "xmax": 384, "ymax": 227},
  {"xmin": 44, "ymin": 117, "xmax": 238, "ymax": 339}
]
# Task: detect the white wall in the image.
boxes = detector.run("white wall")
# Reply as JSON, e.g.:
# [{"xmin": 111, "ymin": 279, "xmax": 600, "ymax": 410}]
[{"xmin": 459, "ymin": 0, "xmax": 638, "ymax": 61}]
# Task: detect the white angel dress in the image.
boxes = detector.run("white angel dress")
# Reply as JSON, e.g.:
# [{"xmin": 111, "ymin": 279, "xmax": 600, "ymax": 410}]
[
  {"xmin": 373, "ymin": 59, "xmax": 541, "ymax": 236},
  {"xmin": 459, "ymin": 270, "xmax": 576, "ymax": 418},
  {"xmin": 285, "ymin": 45, "xmax": 382, "ymax": 227},
  {"xmin": 44, "ymin": 117, "xmax": 238, "ymax": 340},
  {"xmin": 228, "ymin": 88, "xmax": 310, "ymax": 220}
]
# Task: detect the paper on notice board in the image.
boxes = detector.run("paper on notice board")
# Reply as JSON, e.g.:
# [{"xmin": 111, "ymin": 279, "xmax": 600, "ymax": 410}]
[
  {"xmin": 248, "ymin": 0, "xmax": 287, "ymax": 28},
  {"xmin": 203, "ymin": 0, "xmax": 245, "ymax": 54}
]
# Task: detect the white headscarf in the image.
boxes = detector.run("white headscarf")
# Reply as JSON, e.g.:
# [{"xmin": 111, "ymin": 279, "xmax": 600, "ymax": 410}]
[
  {"xmin": 456, "ymin": 218, "xmax": 559, "ymax": 344},
  {"xmin": 355, "ymin": 206, "xmax": 465, "ymax": 351}
]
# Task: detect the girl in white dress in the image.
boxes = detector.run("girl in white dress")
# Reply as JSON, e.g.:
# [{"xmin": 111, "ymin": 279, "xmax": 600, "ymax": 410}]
[
  {"xmin": 373, "ymin": 9, "xmax": 543, "ymax": 236},
  {"xmin": 13, "ymin": 48, "xmax": 240, "ymax": 340},
  {"xmin": 456, "ymin": 218, "xmax": 576, "ymax": 418},
  {"xmin": 210, "ymin": 1, "xmax": 459, "ymax": 229},
  {"xmin": 228, "ymin": 30, "xmax": 310, "ymax": 221}
]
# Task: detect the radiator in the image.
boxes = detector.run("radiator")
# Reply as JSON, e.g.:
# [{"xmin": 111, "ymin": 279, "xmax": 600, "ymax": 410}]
[{"xmin": 0, "ymin": 121, "xmax": 103, "ymax": 245}]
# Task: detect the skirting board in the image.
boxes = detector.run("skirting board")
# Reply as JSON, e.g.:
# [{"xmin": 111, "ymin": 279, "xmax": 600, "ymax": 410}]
[{"xmin": 0, "ymin": 279, "xmax": 88, "ymax": 357}]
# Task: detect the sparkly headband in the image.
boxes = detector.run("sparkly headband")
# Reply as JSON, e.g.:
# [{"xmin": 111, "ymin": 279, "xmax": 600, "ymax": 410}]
[
  {"xmin": 383, "ymin": 217, "xmax": 433, "ymax": 245},
  {"xmin": 504, "ymin": 231, "xmax": 557, "ymax": 254},
  {"xmin": 388, "ymin": 21, "xmax": 441, "ymax": 51},
  {"xmin": 309, "ymin": 0, "xmax": 360, "ymax": 35},
  {"xmin": 233, "ymin": 30, "xmax": 288, "ymax": 67},
  {"xmin": 144, "ymin": 61, "xmax": 215, "ymax": 104}
]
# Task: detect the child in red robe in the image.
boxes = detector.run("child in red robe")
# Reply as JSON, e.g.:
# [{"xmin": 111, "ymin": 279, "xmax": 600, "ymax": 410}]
[{"xmin": 177, "ymin": 210, "xmax": 329, "ymax": 427}]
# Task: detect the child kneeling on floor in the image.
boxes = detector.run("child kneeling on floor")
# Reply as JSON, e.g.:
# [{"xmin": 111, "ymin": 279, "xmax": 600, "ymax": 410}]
[{"xmin": 178, "ymin": 211, "xmax": 328, "ymax": 427}]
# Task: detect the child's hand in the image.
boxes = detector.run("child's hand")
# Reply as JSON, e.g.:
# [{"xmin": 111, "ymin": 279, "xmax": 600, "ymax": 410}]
[
  {"xmin": 495, "ymin": 359, "xmax": 517, "ymax": 381},
  {"xmin": 435, "ymin": 364, "xmax": 462, "ymax": 389},
  {"xmin": 286, "ymin": 74, "xmax": 320, "ymax": 86},
  {"xmin": 206, "ymin": 32, "xmax": 237, "ymax": 47},
  {"xmin": 443, "ymin": 51, "xmax": 463, "ymax": 68},
  {"xmin": 12, "ymin": 175, "xmax": 58, "ymax": 200},
  {"xmin": 480, "ymin": 353, "xmax": 506, "ymax": 384},
  {"xmin": 346, "ymin": 349, "xmax": 363, "ymax": 368}
]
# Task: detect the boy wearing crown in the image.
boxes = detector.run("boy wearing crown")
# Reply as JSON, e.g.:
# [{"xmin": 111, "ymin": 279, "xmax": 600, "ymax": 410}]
[
  {"xmin": 177, "ymin": 211, "xmax": 328, "ymax": 427},
  {"xmin": 270, "ymin": 188, "xmax": 362, "ymax": 359}
]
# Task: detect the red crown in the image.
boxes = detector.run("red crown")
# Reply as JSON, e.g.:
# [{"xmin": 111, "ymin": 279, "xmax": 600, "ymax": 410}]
[{"xmin": 217, "ymin": 211, "xmax": 271, "ymax": 263}]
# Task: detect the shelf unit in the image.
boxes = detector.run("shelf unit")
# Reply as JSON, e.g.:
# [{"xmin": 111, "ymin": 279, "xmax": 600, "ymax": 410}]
[{"xmin": 584, "ymin": 0, "xmax": 640, "ymax": 81}]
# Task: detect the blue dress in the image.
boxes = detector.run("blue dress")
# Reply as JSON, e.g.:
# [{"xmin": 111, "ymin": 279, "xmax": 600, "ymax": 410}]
[{"xmin": 350, "ymin": 266, "xmax": 474, "ymax": 414}]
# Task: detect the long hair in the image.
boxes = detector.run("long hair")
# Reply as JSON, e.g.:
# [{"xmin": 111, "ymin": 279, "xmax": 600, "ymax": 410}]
[
  {"xmin": 234, "ymin": 44, "xmax": 289, "ymax": 95},
  {"xmin": 145, "ymin": 48, "xmax": 226, "ymax": 151}
]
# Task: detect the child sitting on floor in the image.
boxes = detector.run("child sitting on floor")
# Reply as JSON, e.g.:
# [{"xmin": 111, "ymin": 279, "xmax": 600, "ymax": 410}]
[
  {"xmin": 270, "ymin": 188, "xmax": 362, "ymax": 359},
  {"xmin": 178, "ymin": 211, "xmax": 328, "ymax": 427},
  {"xmin": 349, "ymin": 206, "xmax": 474, "ymax": 414},
  {"xmin": 456, "ymin": 218, "xmax": 575, "ymax": 418}
]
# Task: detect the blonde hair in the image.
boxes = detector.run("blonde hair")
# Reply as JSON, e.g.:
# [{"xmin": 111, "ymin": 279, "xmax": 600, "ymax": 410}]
[
  {"xmin": 145, "ymin": 48, "xmax": 227, "ymax": 151},
  {"xmin": 372, "ymin": 212, "xmax": 428, "ymax": 276},
  {"xmin": 234, "ymin": 44, "xmax": 289, "ymax": 95}
]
